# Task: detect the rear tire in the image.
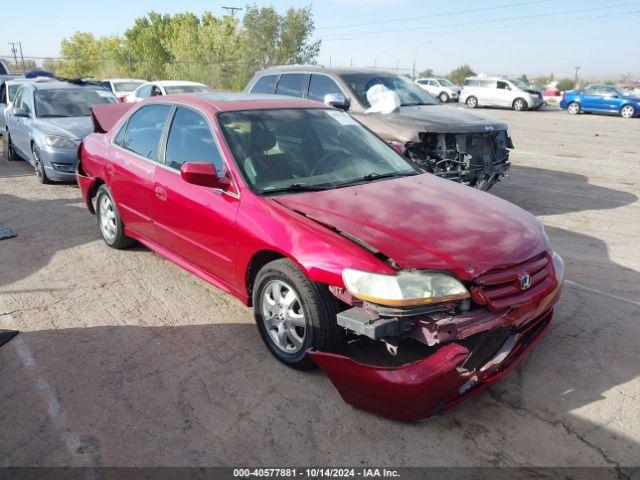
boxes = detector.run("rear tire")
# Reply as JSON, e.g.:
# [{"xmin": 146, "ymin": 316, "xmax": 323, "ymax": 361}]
[
  {"xmin": 439, "ymin": 92, "xmax": 450, "ymax": 103},
  {"xmin": 32, "ymin": 144, "xmax": 51, "ymax": 184},
  {"xmin": 466, "ymin": 96, "xmax": 478, "ymax": 108},
  {"xmin": 95, "ymin": 184, "xmax": 135, "ymax": 249},
  {"xmin": 253, "ymin": 258, "xmax": 342, "ymax": 370},
  {"xmin": 567, "ymin": 102, "xmax": 580, "ymax": 115},
  {"xmin": 512, "ymin": 98, "xmax": 528, "ymax": 111},
  {"xmin": 620, "ymin": 104, "xmax": 636, "ymax": 118}
]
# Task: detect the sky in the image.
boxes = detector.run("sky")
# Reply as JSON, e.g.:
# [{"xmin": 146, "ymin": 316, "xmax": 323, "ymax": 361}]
[{"xmin": 1, "ymin": 0, "xmax": 639, "ymax": 79}]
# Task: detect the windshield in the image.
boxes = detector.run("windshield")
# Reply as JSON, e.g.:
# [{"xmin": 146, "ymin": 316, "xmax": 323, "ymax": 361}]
[
  {"xmin": 34, "ymin": 88, "xmax": 116, "ymax": 118},
  {"xmin": 439, "ymin": 78, "xmax": 455, "ymax": 87},
  {"xmin": 509, "ymin": 79, "xmax": 530, "ymax": 89},
  {"xmin": 340, "ymin": 73, "xmax": 439, "ymax": 107},
  {"xmin": 217, "ymin": 108, "xmax": 419, "ymax": 195},
  {"xmin": 113, "ymin": 81, "xmax": 144, "ymax": 93},
  {"xmin": 164, "ymin": 84, "xmax": 210, "ymax": 94}
]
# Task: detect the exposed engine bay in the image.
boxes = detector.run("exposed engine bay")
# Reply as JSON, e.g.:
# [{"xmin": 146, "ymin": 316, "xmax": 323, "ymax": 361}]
[{"xmin": 405, "ymin": 130, "xmax": 513, "ymax": 191}]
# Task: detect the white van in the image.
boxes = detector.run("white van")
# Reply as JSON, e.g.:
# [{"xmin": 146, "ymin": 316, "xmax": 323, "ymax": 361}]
[{"xmin": 460, "ymin": 77, "xmax": 543, "ymax": 111}]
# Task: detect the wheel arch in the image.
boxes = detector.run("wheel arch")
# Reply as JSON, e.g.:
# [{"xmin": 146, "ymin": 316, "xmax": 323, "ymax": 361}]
[
  {"xmin": 245, "ymin": 249, "xmax": 291, "ymax": 307},
  {"xmin": 86, "ymin": 177, "xmax": 106, "ymax": 214}
]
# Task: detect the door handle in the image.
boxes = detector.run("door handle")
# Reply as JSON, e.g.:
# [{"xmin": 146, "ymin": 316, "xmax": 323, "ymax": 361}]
[
  {"xmin": 155, "ymin": 186, "xmax": 167, "ymax": 201},
  {"xmin": 105, "ymin": 165, "xmax": 114, "ymax": 176}
]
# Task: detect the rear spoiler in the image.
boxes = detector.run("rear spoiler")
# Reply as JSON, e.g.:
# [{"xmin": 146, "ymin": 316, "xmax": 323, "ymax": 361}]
[{"xmin": 91, "ymin": 103, "xmax": 135, "ymax": 134}]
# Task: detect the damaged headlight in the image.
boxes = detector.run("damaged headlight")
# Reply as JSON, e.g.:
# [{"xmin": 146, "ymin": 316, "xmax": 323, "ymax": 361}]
[{"xmin": 342, "ymin": 268, "xmax": 469, "ymax": 307}]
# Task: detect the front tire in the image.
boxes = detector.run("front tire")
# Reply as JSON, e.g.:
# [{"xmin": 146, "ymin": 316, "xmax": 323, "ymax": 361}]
[
  {"xmin": 567, "ymin": 102, "xmax": 580, "ymax": 115},
  {"xmin": 253, "ymin": 258, "xmax": 342, "ymax": 370},
  {"xmin": 95, "ymin": 184, "xmax": 135, "ymax": 249},
  {"xmin": 439, "ymin": 92, "xmax": 450, "ymax": 103},
  {"xmin": 621, "ymin": 104, "xmax": 636, "ymax": 118},
  {"xmin": 513, "ymin": 98, "xmax": 528, "ymax": 111},
  {"xmin": 466, "ymin": 96, "xmax": 478, "ymax": 108},
  {"xmin": 6, "ymin": 132, "xmax": 19, "ymax": 161},
  {"xmin": 32, "ymin": 144, "xmax": 51, "ymax": 184}
]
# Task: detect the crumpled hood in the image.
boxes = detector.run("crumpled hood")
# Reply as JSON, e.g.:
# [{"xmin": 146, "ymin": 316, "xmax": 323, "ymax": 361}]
[
  {"xmin": 36, "ymin": 116, "xmax": 93, "ymax": 141},
  {"xmin": 274, "ymin": 174, "xmax": 547, "ymax": 280},
  {"xmin": 353, "ymin": 105, "xmax": 508, "ymax": 142}
]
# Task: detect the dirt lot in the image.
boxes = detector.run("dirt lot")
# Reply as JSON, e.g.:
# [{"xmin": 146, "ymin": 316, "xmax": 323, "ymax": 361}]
[{"xmin": 0, "ymin": 107, "xmax": 639, "ymax": 472}]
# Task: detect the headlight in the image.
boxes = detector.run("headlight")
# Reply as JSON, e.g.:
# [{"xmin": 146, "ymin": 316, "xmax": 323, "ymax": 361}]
[
  {"xmin": 342, "ymin": 268, "xmax": 469, "ymax": 307},
  {"xmin": 44, "ymin": 135, "xmax": 78, "ymax": 149}
]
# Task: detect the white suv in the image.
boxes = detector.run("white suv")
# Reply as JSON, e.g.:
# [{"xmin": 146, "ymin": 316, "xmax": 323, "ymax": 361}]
[
  {"xmin": 415, "ymin": 77, "xmax": 460, "ymax": 103},
  {"xmin": 460, "ymin": 77, "xmax": 543, "ymax": 111}
]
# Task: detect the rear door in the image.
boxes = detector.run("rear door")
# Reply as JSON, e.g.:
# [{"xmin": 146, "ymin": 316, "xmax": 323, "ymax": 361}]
[
  {"xmin": 495, "ymin": 80, "xmax": 513, "ymax": 107},
  {"xmin": 580, "ymin": 87, "xmax": 601, "ymax": 111},
  {"xmin": 9, "ymin": 88, "xmax": 31, "ymax": 156},
  {"xmin": 479, "ymin": 80, "xmax": 498, "ymax": 106},
  {"xmin": 152, "ymin": 106, "xmax": 240, "ymax": 287},
  {"xmin": 109, "ymin": 104, "xmax": 172, "ymax": 240}
]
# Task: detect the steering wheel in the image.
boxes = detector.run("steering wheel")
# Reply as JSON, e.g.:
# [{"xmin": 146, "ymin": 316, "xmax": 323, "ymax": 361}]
[{"xmin": 310, "ymin": 150, "xmax": 346, "ymax": 176}]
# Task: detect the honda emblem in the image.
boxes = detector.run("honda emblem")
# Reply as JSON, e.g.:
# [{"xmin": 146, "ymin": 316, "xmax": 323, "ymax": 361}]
[{"xmin": 519, "ymin": 274, "xmax": 532, "ymax": 290}]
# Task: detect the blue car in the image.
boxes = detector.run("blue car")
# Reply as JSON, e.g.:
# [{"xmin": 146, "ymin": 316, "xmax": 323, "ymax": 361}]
[
  {"xmin": 5, "ymin": 81, "xmax": 116, "ymax": 183},
  {"xmin": 560, "ymin": 85, "xmax": 640, "ymax": 119}
]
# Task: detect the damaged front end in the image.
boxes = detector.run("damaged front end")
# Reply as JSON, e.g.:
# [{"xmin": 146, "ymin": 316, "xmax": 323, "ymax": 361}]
[
  {"xmin": 311, "ymin": 251, "xmax": 564, "ymax": 422},
  {"xmin": 404, "ymin": 130, "xmax": 512, "ymax": 191}
]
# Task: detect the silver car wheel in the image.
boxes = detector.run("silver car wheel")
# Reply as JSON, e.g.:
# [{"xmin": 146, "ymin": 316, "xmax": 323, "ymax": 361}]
[
  {"xmin": 466, "ymin": 97, "xmax": 477, "ymax": 108},
  {"xmin": 99, "ymin": 194, "xmax": 118, "ymax": 242},
  {"xmin": 261, "ymin": 280, "xmax": 306, "ymax": 353},
  {"xmin": 568, "ymin": 102, "xmax": 580, "ymax": 114},
  {"xmin": 621, "ymin": 105, "xmax": 635, "ymax": 118}
]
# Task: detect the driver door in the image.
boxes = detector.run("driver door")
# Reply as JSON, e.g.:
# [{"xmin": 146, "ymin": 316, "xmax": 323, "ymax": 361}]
[
  {"xmin": 8, "ymin": 88, "xmax": 31, "ymax": 156},
  {"xmin": 152, "ymin": 106, "xmax": 240, "ymax": 287}
]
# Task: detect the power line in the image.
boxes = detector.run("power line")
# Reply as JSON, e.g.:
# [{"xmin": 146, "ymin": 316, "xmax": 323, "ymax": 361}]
[
  {"xmin": 316, "ymin": 1, "xmax": 640, "ymax": 39},
  {"xmin": 222, "ymin": 6, "xmax": 243, "ymax": 18},
  {"xmin": 316, "ymin": 0, "xmax": 552, "ymax": 30}
]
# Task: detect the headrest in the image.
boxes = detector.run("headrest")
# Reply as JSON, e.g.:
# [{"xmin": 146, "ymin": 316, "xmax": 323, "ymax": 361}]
[{"xmin": 251, "ymin": 123, "xmax": 277, "ymax": 152}]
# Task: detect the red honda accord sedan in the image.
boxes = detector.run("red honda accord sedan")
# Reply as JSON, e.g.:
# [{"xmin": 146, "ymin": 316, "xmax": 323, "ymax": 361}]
[{"xmin": 77, "ymin": 93, "xmax": 564, "ymax": 421}]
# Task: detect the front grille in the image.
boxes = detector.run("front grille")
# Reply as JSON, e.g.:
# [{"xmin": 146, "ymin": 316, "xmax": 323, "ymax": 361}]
[{"xmin": 471, "ymin": 252, "xmax": 553, "ymax": 311}]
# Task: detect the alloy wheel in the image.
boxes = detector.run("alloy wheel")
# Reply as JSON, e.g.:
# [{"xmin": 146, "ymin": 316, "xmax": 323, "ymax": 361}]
[
  {"xmin": 99, "ymin": 194, "xmax": 118, "ymax": 242},
  {"xmin": 261, "ymin": 280, "xmax": 307, "ymax": 353},
  {"xmin": 514, "ymin": 99, "xmax": 526, "ymax": 111},
  {"xmin": 568, "ymin": 103, "xmax": 580, "ymax": 114},
  {"xmin": 621, "ymin": 105, "xmax": 635, "ymax": 118},
  {"xmin": 33, "ymin": 148, "xmax": 44, "ymax": 181}
]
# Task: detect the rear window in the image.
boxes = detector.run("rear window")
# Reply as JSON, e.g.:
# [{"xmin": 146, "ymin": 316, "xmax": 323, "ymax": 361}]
[
  {"xmin": 275, "ymin": 74, "xmax": 307, "ymax": 97},
  {"xmin": 163, "ymin": 84, "xmax": 210, "ymax": 94},
  {"xmin": 464, "ymin": 79, "xmax": 479, "ymax": 87},
  {"xmin": 113, "ymin": 81, "xmax": 144, "ymax": 93},
  {"xmin": 251, "ymin": 75, "xmax": 278, "ymax": 94}
]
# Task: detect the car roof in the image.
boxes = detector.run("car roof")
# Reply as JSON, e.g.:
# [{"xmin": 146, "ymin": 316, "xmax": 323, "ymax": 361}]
[
  {"xmin": 146, "ymin": 92, "xmax": 327, "ymax": 112},
  {"xmin": 104, "ymin": 78, "xmax": 146, "ymax": 83},
  {"xmin": 256, "ymin": 65, "xmax": 398, "ymax": 76},
  {"xmin": 151, "ymin": 80, "xmax": 208, "ymax": 87}
]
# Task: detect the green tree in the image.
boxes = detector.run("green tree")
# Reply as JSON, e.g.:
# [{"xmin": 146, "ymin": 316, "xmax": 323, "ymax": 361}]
[
  {"xmin": 57, "ymin": 32, "xmax": 102, "ymax": 78},
  {"xmin": 418, "ymin": 68, "xmax": 434, "ymax": 78},
  {"xmin": 239, "ymin": 5, "xmax": 320, "ymax": 83},
  {"xmin": 446, "ymin": 64, "xmax": 475, "ymax": 85},
  {"xmin": 42, "ymin": 58, "xmax": 60, "ymax": 75},
  {"xmin": 556, "ymin": 78, "xmax": 576, "ymax": 91},
  {"xmin": 532, "ymin": 74, "xmax": 554, "ymax": 88},
  {"xmin": 519, "ymin": 74, "xmax": 530, "ymax": 85},
  {"xmin": 122, "ymin": 12, "xmax": 174, "ymax": 80}
]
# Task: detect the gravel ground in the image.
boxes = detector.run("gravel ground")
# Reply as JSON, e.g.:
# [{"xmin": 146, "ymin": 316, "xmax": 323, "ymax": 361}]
[{"xmin": 0, "ymin": 107, "xmax": 639, "ymax": 472}]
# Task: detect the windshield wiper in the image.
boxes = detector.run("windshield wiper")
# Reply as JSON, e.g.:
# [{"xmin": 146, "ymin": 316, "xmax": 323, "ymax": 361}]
[
  {"xmin": 337, "ymin": 171, "xmax": 417, "ymax": 187},
  {"xmin": 261, "ymin": 183, "xmax": 333, "ymax": 195}
]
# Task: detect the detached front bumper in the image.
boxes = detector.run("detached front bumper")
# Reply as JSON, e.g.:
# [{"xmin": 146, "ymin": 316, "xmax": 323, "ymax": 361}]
[{"xmin": 311, "ymin": 253, "xmax": 563, "ymax": 422}]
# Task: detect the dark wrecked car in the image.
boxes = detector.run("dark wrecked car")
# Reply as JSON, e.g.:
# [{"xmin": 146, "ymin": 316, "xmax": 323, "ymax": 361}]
[
  {"xmin": 79, "ymin": 94, "xmax": 563, "ymax": 422},
  {"xmin": 245, "ymin": 66, "xmax": 513, "ymax": 191}
]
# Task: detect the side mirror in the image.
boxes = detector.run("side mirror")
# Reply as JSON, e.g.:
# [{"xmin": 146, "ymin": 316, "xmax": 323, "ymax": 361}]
[
  {"xmin": 180, "ymin": 162, "xmax": 230, "ymax": 189},
  {"xmin": 324, "ymin": 93, "xmax": 350, "ymax": 111},
  {"xmin": 14, "ymin": 107, "xmax": 30, "ymax": 118}
]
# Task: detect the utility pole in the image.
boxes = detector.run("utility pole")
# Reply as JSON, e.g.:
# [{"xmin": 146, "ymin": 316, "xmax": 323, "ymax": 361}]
[
  {"xmin": 8, "ymin": 42, "xmax": 19, "ymax": 71},
  {"xmin": 18, "ymin": 42, "xmax": 26, "ymax": 73},
  {"xmin": 573, "ymin": 65, "xmax": 581, "ymax": 85},
  {"xmin": 222, "ymin": 6, "xmax": 243, "ymax": 17}
]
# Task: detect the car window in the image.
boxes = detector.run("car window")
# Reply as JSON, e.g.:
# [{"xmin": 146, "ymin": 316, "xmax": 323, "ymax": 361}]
[
  {"xmin": 163, "ymin": 84, "xmax": 210, "ymax": 94},
  {"xmin": 121, "ymin": 104, "xmax": 172, "ymax": 161},
  {"xmin": 165, "ymin": 107, "xmax": 224, "ymax": 174},
  {"xmin": 307, "ymin": 75, "xmax": 343, "ymax": 102},
  {"xmin": 150, "ymin": 85, "xmax": 163, "ymax": 96},
  {"xmin": 497, "ymin": 81, "xmax": 509, "ymax": 90},
  {"xmin": 340, "ymin": 73, "xmax": 438, "ymax": 107},
  {"xmin": 251, "ymin": 75, "xmax": 278, "ymax": 94},
  {"xmin": 464, "ymin": 79, "xmax": 478, "ymax": 87},
  {"xmin": 113, "ymin": 81, "xmax": 144, "ymax": 93},
  {"xmin": 22, "ymin": 89, "xmax": 34, "ymax": 113},
  {"xmin": 583, "ymin": 88, "xmax": 598, "ymax": 95},
  {"xmin": 114, "ymin": 121, "xmax": 127, "ymax": 146},
  {"xmin": 137, "ymin": 84, "xmax": 152, "ymax": 98},
  {"xmin": 479, "ymin": 80, "xmax": 496, "ymax": 89},
  {"xmin": 275, "ymin": 74, "xmax": 307, "ymax": 97},
  {"xmin": 13, "ymin": 88, "xmax": 23, "ymax": 109},
  {"xmin": 34, "ymin": 88, "xmax": 115, "ymax": 118}
]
